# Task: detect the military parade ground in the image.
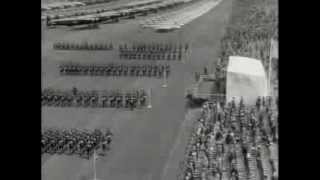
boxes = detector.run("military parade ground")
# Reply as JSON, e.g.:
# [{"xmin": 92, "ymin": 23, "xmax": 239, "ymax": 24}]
[{"xmin": 41, "ymin": 0, "xmax": 278, "ymax": 180}]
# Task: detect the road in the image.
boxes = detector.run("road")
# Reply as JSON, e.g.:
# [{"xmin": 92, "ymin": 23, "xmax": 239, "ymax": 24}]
[{"xmin": 41, "ymin": 0, "xmax": 233, "ymax": 180}]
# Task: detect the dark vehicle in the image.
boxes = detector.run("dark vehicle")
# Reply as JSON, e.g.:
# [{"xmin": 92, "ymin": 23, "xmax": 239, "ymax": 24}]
[{"xmin": 47, "ymin": 16, "xmax": 99, "ymax": 27}]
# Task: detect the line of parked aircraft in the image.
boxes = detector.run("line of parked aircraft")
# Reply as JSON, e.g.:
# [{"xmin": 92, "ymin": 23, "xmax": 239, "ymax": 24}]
[
  {"xmin": 42, "ymin": 2, "xmax": 86, "ymax": 11},
  {"xmin": 44, "ymin": 0, "xmax": 194, "ymax": 29}
]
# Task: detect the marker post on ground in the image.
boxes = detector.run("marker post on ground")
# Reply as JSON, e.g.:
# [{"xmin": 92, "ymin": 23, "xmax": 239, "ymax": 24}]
[
  {"xmin": 182, "ymin": 43, "xmax": 188, "ymax": 64},
  {"xmin": 206, "ymin": 105, "xmax": 211, "ymax": 122},
  {"xmin": 193, "ymin": 85, "xmax": 198, "ymax": 98},
  {"xmin": 147, "ymin": 88, "xmax": 152, "ymax": 109},
  {"xmin": 92, "ymin": 150, "xmax": 100, "ymax": 180},
  {"xmin": 162, "ymin": 70, "xmax": 168, "ymax": 88},
  {"xmin": 184, "ymin": 42, "xmax": 191, "ymax": 64},
  {"xmin": 182, "ymin": 55, "xmax": 185, "ymax": 64}
]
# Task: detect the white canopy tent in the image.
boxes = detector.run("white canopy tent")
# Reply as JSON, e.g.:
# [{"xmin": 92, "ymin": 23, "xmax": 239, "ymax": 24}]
[{"xmin": 226, "ymin": 56, "xmax": 268, "ymax": 106}]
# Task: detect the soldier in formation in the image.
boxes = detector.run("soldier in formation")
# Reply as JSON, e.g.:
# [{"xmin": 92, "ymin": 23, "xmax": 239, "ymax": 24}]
[
  {"xmin": 42, "ymin": 88, "xmax": 148, "ymax": 110},
  {"xmin": 118, "ymin": 42, "xmax": 189, "ymax": 61},
  {"xmin": 53, "ymin": 41, "xmax": 113, "ymax": 51},
  {"xmin": 59, "ymin": 63, "xmax": 170, "ymax": 78},
  {"xmin": 41, "ymin": 128, "xmax": 113, "ymax": 159}
]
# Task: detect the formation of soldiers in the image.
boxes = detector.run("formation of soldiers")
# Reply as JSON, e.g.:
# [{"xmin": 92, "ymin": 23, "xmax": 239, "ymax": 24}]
[
  {"xmin": 179, "ymin": 97, "xmax": 278, "ymax": 180},
  {"xmin": 53, "ymin": 41, "xmax": 114, "ymax": 51},
  {"xmin": 42, "ymin": 127, "xmax": 113, "ymax": 159},
  {"xmin": 59, "ymin": 63, "xmax": 170, "ymax": 78},
  {"xmin": 118, "ymin": 42, "xmax": 189, "ymax": 61},
  {"xmin": 42, "ymin": 88, "xmax": 148, "ymax": 110}
]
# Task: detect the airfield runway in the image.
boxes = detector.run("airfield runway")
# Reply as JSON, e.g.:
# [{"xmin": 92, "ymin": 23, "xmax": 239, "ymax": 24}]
[{"xmin": 41, "ymin": 0, "xmax": 233, "ymax": 180}]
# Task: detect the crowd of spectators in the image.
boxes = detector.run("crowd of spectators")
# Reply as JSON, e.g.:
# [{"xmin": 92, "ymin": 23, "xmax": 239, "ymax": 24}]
[
  {"xmin": 179, "ymin": 97, "xmax": 278, "ymax": 180},
  {"xmin": 214, "ymin": 0, "xmax": 278, "ymax": 98},
  {"xmin": 218, "ymin": 0, "xmax": 278, "ymax": 66}
]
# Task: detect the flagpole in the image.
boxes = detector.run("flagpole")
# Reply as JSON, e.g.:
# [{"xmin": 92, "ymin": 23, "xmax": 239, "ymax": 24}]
[
  {"xmin": 182, "ymin": 47, "xmax": 186, "ymax": 64},
  {"xmin": 182, "ymin": 51, "xmax": 185, "ymax": 64},
  {"xmin": 162, "ymin": 70, "xmax": 167, "ymax": 88},
  {"xmin": 182, "ymin": 42, "xmax": 189, "ymax": 64},
  {"xmin": 268, "ymin": 39, "xmax": 273, "ymax": 97},
  {"xmin": 92, "ymin": 150, "xmax": 98, "ymax": 180},
  {"xmin": 147, "ymin": 88, "xmax": 152, "ymax": 109}
]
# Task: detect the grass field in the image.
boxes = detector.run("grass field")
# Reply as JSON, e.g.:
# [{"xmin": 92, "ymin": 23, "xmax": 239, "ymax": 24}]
[{"xmin": 41, "ymin": 0, "xmax": 234, "ymax": 180}]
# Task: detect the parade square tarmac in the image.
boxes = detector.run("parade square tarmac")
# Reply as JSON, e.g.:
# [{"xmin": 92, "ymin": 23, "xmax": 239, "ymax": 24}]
[{"xmin": 41, "ymin": 0, "xmax": 233, "ymax": 180}]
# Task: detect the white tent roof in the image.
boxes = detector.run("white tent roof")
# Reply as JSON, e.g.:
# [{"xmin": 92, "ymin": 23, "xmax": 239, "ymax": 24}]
[
  {"xmin": 227, "ymin": 56, "xmax": 266, "ymax": 76},
  {"xmin": 226, "ymin": 56, "xmax": 268, "ymax": 105}
]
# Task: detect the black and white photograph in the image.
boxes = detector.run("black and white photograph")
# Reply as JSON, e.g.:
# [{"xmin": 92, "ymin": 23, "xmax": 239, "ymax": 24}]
[{"xmin": 41, "ymin": 0, "xmax": 279, "ymax": 179}]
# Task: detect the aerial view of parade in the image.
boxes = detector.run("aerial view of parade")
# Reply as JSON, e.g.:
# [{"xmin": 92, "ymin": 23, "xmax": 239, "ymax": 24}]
[{"xmin": 41, "ymin": 0, "xmax": 278, "ymax": 180}]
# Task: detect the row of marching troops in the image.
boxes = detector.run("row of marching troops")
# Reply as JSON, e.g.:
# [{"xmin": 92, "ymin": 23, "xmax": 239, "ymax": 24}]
[
  {"xmin": 41, "ymin": 127, "xmax": 113, "ymax": 159},
  {"xmin": 180, "ymin": 97, "xmax": 278, "ymax": 180},
  {"xmin": 118, "ymin": 43, "xmax": 189, "ymax": 53},
  {"xmin": 42, "ymin": 88, "xmax": 148, "ymax": 110},
  {"xmin": 119, "ymin": 50, "xmax": 184, "ymax": 61},
  {"xmin": 59, "ymin": 63, "xmax": 170, "ymax": 78},
  {"xmin": 118, "ymin": 43, "xmax": 189, "ymax": 61},
  {"xmin": 53, "ymin": 41, "xmax": 114, "ymax": 51}
]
